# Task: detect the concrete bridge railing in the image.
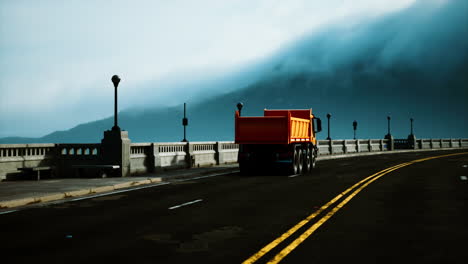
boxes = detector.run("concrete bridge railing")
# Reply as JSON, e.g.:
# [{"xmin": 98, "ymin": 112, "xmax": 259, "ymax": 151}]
[
  {"xmin": 1, "ymin": 138, "xmax": 468, "ymax": 180},
  {"xmin": 317, "ymin": 139, "xmax": 389, "ymax": 155},
  {"xmin": 128, "ymin": 141, "xmax": 239, "ymax": 175},
  {"xmin": 0, "ymin": 144, "xmax": 56, "ymax": 180}
]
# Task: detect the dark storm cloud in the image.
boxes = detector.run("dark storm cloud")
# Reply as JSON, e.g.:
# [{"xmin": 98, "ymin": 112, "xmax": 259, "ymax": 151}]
[{"xmin": 271, "ymin": 0, "xmax": 468, "ymax": 80}]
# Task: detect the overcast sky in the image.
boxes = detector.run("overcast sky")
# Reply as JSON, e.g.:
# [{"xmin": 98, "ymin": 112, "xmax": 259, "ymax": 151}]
[{"xmin": 0, "ymin": 0, "xmax": 417, "ymax": 137}]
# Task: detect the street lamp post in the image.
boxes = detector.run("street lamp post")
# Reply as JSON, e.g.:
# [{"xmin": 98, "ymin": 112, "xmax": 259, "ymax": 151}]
[
  {"xmin": 387, "ymin": 115, "xmax": 391, "ymax": 137},
  {"xmin": 102, "ymin": 74, "xmax": 131, "ymax": 178},
  {"xmin": 111, "ymin": 75, "xmax": 121, "ymax": 131},
  {"xmin": 410, "ymin": 118, "xmax": 414, "ymax": 135},
  {"xmin": 353, "ymin": 120, "xmax": 357, "ymax": 140},
  {"xmin": 384, "ymin": 115, "xmax": 394, "ymax": 150},
  {"xmin": 182, "ymin": 103, "xmax": 188, "ymax": 142},
  {"xmin": 326, "ymin": 113, "xmax": 331, "ymax": 140},
  {"xmin": 408, "ymin": 117, "xmax": 416, "ymax": 149}
]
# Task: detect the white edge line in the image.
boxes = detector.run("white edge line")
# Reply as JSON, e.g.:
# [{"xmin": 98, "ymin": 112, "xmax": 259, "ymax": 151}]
[
  {"xmin": 174, "ymin": 171, "xmax": 239, "ymax": 182},
  {"xmin": 69, "ymin": 171, "xmax": 238, "ymax": 202},
  {"xmin": 69, "ymin": 182, "xmax": 172, "ymax": 202},
  {"xmin": 0, "ymin": 209, "xmax": 19, "ymax": 215},
  {"xmin": 168, "ymin": 199, "xmax": 203, "ymax": 210},
  {"xmin": 288, "ymin": 174, "xmax": 300, "ymax": 178},
  {"xmin": 0, "ymin": 170, "xmax": 237, "ymax": 215}
]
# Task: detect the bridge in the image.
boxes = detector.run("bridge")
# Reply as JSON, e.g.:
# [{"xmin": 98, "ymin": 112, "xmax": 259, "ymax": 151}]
[
  {"xmin": 1, "ymin": 80, "xmax": 467, "ymax": 263},
  {"xmin": 0, "ymin": 140, "xmax": 467, "ymax": 263},
  {"xmin": 1, "ymin": 137, "xmax": 467, "ymax": 180}
]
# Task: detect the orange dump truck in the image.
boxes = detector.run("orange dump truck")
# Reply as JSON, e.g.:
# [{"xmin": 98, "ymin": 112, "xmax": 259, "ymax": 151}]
[{"xmin": 235, "ymin": 106, "xmax": 322, "ymax": 175}]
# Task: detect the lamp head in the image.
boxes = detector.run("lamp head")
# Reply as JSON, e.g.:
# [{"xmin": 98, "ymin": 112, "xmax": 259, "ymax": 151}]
[
  {"xmin": 237, "ymin": 102, "xmax": 243, "ymax": 112},
  {"xmin": 111, "ymin": 75, "xmax": 121, "ymax": 88}
]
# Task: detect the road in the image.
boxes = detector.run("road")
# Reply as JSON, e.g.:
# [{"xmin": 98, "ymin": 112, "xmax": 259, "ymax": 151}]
[{"xmin": 1, "ymin": 150, "xmax": 467, "ymax": 264}]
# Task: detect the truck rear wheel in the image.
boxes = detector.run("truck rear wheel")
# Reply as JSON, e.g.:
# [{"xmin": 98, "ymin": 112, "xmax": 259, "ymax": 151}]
[
  {"xmin": 303, "ymin": 145, "xmax": 312, "ymax": 173},
  {"xmin": 286, "ymin": 147, "xmax": 300, "ymax": 175},
  {"xmin": 296, "ymin": 147, "xmax": 303, "ymax": 174}
]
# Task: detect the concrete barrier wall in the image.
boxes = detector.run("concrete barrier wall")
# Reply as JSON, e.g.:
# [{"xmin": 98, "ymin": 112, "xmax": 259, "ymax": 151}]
[{"xmin": 1, "ymin": 138, "xmax": 467, "ymax": 180}]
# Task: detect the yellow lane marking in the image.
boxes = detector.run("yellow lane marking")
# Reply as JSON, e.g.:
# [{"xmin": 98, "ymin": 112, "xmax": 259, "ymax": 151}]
[
  {"xmin": 244, "ymin": 152, "xmax": 468, "ymax": 264},
  {"xmin": 267, "ymin": 164, "xmax": 408, "ymax": 263},
  {"xmin": 242, "ymin": 162, "xmax": 411, "ymax": 264}
]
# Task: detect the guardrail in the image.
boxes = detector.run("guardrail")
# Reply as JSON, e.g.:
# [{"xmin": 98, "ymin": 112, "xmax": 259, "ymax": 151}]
[{"xmin": 1, "ymin": 138, "xmax": 467, "ymax": 180}]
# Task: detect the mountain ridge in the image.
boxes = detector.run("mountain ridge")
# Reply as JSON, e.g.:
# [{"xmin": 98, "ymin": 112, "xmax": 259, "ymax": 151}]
[{"xmin": 2, "ymin": 0, "xmax": 467, "ymax": 144}]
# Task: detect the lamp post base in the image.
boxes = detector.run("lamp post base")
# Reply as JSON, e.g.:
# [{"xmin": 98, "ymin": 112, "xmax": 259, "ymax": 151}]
[
  {"xmin": 384, "ymin": 134, "xmax": 394, "ymax": 150},
  {"xmin": 407, "ymin": 134, "xmax": 417, "ymax": 149},
  {"xmin": 101, "ymin": 129, "xmax": 131, "ymax": 177}
]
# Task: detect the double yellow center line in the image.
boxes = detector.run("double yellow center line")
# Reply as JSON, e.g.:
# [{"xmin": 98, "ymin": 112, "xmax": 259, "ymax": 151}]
[{"xmin": 243, "ymin": 152, "xmax": 468, "ymax": 264}]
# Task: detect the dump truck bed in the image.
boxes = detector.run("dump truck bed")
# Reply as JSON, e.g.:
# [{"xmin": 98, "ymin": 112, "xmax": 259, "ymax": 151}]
[{"xmin": 235, "ymin": 109, "xmax": 315, "ymax": 145}]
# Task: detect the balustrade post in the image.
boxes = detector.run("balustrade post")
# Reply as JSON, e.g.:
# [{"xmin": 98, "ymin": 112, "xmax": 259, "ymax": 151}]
[
  {"xmin": 152, "ymin": 144, "xmax": 161, "ymax": 170},
  {"xmin": 329, "ymin": 140, "xmax": 333, "ymax": 155},
  {"xmin": 356, "ymin": 140, "xmax": 361, "ymax": 153},
  {"xmin": 215, "ymin": 142, "xmax": 223, "ymax": 165},
  {"xmin": 185, "ymin": 142, "xmax": 194, "ymax": 168},
  {"xmin": 145, "ymin": 143, "xmax": 155, "ymax": 173}
]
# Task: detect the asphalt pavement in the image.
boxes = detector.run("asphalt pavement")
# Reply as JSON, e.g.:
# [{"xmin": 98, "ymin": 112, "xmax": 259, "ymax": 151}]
[
  {"xmin": 0, "ymin": 164, "xmax": 238, "ymax": 209},
  {"xmin": 1, "ymin": 150, "xmax": 467, "ymax": 264}
]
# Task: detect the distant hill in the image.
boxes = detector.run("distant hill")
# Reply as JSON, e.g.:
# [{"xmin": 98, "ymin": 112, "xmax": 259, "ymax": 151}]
[{"xmin": 1, "ymin": 0, "xmax": 467, "ymax": 144}]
